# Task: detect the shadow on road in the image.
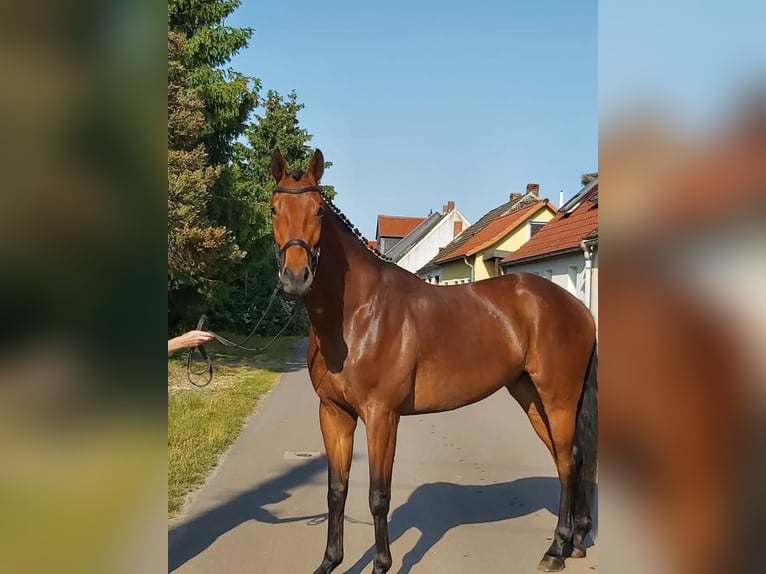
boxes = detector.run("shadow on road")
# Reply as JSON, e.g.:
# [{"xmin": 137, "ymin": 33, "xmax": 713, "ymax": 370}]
[
  {"xmin": 168, "ymin": 455, "xmax": 325, "ymax": 573},
  {"xmin": 342, "ymin": 477, "xmax": 599, "ymax": 574}
]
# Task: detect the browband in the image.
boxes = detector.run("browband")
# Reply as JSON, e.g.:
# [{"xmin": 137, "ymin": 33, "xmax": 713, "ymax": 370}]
[{"xmin": 273, "ymin": 185, "xmax": 322, "ymax": 194}]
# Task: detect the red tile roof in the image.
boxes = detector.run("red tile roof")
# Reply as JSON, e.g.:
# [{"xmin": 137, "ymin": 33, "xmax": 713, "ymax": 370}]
[
  {"xmin": 367, "ymin": 240, "xmax": 378, "ymax": 250},
  {"xmin": 376, "ymin": 215, "xmax": 426, "ymax": 239},
  {"xmin": 434, "ymin": 199, "xmax": 553, "ymax": 264},
  {"xmin": 502, "ymin": 185, "xmax": 598, "ymax": 264}
]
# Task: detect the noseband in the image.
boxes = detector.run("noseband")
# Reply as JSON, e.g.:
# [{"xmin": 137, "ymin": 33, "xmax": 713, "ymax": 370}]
[{"xmin": 272, "ymin": 185, "xmax": 323, "ymax": 278}]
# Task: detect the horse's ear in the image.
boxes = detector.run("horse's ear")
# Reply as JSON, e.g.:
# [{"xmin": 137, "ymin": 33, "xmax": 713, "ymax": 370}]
[
  {"xmin": 308, "ymin": 149, "xmax": 324, "ymax": 182},
  {"xmin": 271, "ymin": 149, "xmax": 287, "ymax": 182}
]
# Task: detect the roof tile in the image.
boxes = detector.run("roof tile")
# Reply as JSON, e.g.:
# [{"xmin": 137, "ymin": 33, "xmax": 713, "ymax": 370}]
[
  {"xmin": 502, "ymin": 185, "xmax": 598, "ymax": 264},
  {"xmin": 376, "ymin": 215, "xmax": 426, "ymax": 238},
  {"xmin": 432, "ymin": 198, "xmax": 551, "ymax": 264}
]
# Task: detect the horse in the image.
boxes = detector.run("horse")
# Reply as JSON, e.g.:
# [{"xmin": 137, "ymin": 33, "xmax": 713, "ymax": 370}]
[{"xmin": 269, "ymin": 149, "xmax": 598, "ymax": 573}]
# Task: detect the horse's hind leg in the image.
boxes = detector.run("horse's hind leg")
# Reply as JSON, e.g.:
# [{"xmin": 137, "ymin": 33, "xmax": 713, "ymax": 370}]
[
  {"xmin": 507, "ymin": 376, "xmax": 555, "ymax": 456},
  {"xmin": 509, "ymin": 375, "xmax": 578, "ymax": 572},
  {"xmin": 540, "ymin": 406, "xmax": 578, "ymax": 571}
]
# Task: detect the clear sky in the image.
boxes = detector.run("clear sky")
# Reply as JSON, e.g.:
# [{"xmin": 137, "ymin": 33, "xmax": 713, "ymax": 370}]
[
  {"xmin": 599, "ymin": 1, "xmax": 766, "ymax": 130},
  {"xmin": 227, "ymin": 1, "xmax": 597, "ymax": 239}
]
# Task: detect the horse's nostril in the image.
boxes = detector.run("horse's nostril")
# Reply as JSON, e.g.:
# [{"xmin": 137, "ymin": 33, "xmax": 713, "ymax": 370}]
[{"xmin": 301, "ymin": 268, "xmax": 310, "ymax": 282}]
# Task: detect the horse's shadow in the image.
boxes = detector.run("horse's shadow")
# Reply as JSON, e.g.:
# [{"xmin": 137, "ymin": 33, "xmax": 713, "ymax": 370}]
[
  {"xmin": 168, "ymin": 456, "xmax": 327, "ymax": 572},
  {"xmin": 342, "ymin": 477, "xmax": 599, "ymax": 574}
]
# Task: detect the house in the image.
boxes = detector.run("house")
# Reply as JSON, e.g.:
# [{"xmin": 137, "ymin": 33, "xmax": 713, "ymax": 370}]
[
  {"xmin": 385, "ymin": 201, "xmax": 471, "ymax": 274},
  {"xmin": 500, "ymin": 178, "xmax": 598, "ymax": 322},
  {"xmin": 375, "ymin": 215, "xmax": 426, "ymax": 255},
  {"xmin": 417, "ymin": 184, "xmax": 556, "ymax": 285}
]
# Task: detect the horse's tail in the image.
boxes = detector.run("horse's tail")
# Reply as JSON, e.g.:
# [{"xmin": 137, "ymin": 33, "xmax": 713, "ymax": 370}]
[{"xmin": 573, "ymin": 342, "xmax": 598, "ymax": 528}]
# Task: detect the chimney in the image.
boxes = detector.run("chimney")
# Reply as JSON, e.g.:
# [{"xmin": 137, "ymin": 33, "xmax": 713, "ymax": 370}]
[
  {"xmin": 510, "ymin": 192, "xmax": 522, "ymax": 202},
  {"xmin": 453, "ymin": 220, "xmax": 463, "ymax": 237},
  {"xmin": 559, "ymin": 190, "xmax": 564, "ymax": 208},
  {"xmin": 526, "ymin": 183, "xmax": 539, "ymax": 197},
  {"xmin": 442, "ymin": 200, "xmax": 455, "ymax": 214}
]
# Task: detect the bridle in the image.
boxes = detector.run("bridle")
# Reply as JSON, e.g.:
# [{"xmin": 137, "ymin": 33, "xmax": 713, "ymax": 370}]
[
  {"xmin": 272, "ymin": 184, "xmax": 324, "ymax": 279},
  {"xmin": 183, "ymin": 183, "xmax": 324, "ymax": 388}
]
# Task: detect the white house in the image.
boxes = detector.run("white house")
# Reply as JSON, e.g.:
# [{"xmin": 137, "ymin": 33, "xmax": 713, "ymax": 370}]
[
  {"xmin": 500, "ymin": 179, "xmax": 599, "ymax": 324},
  {"xmin": 386, "ymin": 201, "xmax": 471, "ymax": 274}
]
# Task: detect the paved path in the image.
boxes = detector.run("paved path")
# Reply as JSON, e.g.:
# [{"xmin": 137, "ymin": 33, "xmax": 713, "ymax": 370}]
[{"xmin": 169, "ymin": 339, "xmax": 598, "ymax": 574}]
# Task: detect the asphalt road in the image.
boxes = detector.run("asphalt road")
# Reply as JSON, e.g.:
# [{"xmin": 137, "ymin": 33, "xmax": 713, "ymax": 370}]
[{"xmin": 169, "ymin": 340, "xmax": 599, "ymax": 574}]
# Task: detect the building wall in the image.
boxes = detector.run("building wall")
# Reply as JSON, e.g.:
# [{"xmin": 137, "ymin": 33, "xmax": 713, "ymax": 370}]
[
  {"xmin": 397, "ymin": 210, "xmax": 470, "ymax": 274},
  {"xmin": 440, "ymin": 259, "xmax": 472, "ymax": 284},
  {"xmin": 503, "ymin": 252, "xmax": 598, "ymax": 324},
  {"xmin": 473, "ymin": 207, "xmax": 555, "ymax": 281}
]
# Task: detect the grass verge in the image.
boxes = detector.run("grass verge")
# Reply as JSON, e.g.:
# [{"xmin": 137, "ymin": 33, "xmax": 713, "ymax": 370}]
[{"xmin": 168, "ymin": 334, "xmax": 301, "ymax": 519}]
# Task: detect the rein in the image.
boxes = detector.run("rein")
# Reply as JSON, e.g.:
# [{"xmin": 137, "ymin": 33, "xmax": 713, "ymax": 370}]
[{"xmin": 185, "ymin": 284, "xmax": 301, "ymax": 388}]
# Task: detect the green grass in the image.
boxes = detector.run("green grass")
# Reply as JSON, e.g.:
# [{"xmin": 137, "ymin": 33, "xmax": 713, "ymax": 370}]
[{"xmin": 168, "ymin": 335, "xmax": 301, "ymax": 519}]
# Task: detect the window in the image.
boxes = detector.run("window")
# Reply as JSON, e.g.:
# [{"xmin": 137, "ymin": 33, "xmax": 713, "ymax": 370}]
[{"xmin": 529, "ymin": 221, "xmax": 546, "ymax": 238}]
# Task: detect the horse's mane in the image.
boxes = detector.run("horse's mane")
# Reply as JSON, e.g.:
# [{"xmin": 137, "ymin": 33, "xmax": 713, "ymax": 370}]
[{"xmin": 319, "ymin": 190, "xmax": 393, "ymax": 263}]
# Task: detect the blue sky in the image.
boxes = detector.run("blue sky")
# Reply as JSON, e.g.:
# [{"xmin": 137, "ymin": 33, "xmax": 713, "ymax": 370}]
[
  {"xmin": 599, "ymin": 1, "xmax": 766, "ymax": 129},
  {"xmin": 227, "ymin": 1, "xmax": 597, "ymax": 239}
]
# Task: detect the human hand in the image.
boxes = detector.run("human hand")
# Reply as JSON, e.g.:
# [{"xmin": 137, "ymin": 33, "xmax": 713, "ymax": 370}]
[{"xmin": 168, "ymin": 330, "xmax": 215, "ymax": 353}]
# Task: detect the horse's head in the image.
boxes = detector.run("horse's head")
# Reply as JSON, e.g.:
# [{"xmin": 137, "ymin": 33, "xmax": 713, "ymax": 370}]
[{"xmin": 270, "ymin": 148, "xmax": 325, "ymax": 296}]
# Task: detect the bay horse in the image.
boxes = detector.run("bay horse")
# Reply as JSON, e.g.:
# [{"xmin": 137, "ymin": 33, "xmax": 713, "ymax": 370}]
[{"xmin": 269, "ymin": 149, "xmax": 598, "ymax": 573}]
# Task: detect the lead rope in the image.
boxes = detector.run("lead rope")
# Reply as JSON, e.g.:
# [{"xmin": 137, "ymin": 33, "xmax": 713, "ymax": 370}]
[{"xmin": 185, "ymin": 284, "xmax": 302, "ymax": 387}]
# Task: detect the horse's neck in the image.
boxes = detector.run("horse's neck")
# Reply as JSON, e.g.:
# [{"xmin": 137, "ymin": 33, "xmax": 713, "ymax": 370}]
[{"xmin": 304, "ymin": 213, "xmax": 382, "ymax": 319}]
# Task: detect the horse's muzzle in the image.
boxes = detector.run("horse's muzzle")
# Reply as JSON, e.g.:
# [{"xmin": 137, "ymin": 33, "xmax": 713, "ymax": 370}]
[{"xmin": 280, "ymin": 266, "xmax": 313, "ymax": 296}]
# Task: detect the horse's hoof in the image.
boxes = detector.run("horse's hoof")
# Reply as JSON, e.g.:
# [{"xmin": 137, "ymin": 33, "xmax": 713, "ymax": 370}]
[
  {"xmin": 570, "ymin": 547, "xmax": 586, "ymax": 559},
  {"xmin": 538, "ymin": 555, "xmax": 566, "ymax": 571},
  {"xmin": 312, "ymin": 559, "xmax": 339, "ymax": 574}
]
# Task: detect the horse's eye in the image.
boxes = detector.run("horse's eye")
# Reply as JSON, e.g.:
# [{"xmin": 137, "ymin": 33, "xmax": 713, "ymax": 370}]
[
  {"xmin": 316, "ymin": 205, "xmax": 324, "ymax": 217},
  {"xmin": 270, "ymin": 206, "xmax": 277, "ymax": 217}
]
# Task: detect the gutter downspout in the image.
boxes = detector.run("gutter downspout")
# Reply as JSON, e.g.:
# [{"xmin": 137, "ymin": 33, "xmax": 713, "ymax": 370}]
[
  {"xmin": 580, "ymin": 240, "xmax": 594, "ymax": 310},
  {"xmin": 463, "ymin": 256, "xmax": 475, "ymax": 283}
]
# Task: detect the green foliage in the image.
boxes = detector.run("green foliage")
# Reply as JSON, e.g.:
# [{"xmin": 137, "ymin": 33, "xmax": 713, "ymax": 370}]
[
  {"xmin": 169, "ymin": 0, "xmax": 258, "ymax": 165},
  {"xmin": 208, "ymin": 91, "xmax": 336, "ymax": 336},
  {"xmin": 168, "ymin": 0, "xmax": 333, "ymax": 335},
  {"xmin": 167, "ymin": 30, "xmax": 243, "ymax": 296}
]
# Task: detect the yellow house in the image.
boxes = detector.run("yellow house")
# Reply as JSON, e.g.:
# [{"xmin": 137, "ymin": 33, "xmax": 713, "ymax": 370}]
[{"xmin": 417, "ymin": 188, "xmax": 556, "ymax": 285}]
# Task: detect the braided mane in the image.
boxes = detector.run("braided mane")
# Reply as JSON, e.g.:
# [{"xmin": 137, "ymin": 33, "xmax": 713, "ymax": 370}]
[{"xmin": 319, "ymin": 191, "xmax": 393, "ymax": 263}]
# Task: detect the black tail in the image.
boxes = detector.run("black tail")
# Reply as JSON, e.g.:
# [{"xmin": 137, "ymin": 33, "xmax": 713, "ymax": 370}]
[{"xmin": 573, "ymin": 343, "xmax": 598, "ymax": 539}]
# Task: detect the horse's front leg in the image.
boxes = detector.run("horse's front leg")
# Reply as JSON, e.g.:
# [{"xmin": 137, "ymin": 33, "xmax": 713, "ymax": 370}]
[
  {"xmin": 365, "ymin": 406, "xmax": 400, "ymax": 574},
  {"xmin": 314, "ymin": 401, "xmax": 358, "ymax": 574}
]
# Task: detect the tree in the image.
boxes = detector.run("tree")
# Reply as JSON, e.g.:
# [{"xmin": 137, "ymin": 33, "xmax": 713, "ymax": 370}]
[
  {"xmin": 581, "ymin": 172, "xmax": 598, "ymax": 186},
  {"xmin": 167, "ymin": 30, "xmax": 242, "ymax": 299},
  {"xmin": 209, "ymin": 91, "xmax": 335, "ymax": 334},
  {"xmin": 168, "ymin": 0, "xmax": 258, "ymax": 165},
  {"xmin": 167, "ymin": 1, "xmax": 335, "ymax": 335},
  {"xmin": 168, "ymin": 0, "xmax": 258, "ymax": 329}
]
